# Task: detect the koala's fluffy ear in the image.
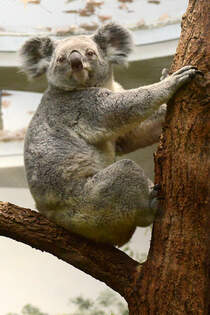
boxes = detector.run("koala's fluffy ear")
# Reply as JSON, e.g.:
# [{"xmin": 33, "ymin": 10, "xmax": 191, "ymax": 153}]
[
  {"xmin": 20, "ymin": 37, "xmax": 55, "ymax": 78},
  {"xmin": 93, "ymin": 22, "xmax": 133, "ymax": 65}
]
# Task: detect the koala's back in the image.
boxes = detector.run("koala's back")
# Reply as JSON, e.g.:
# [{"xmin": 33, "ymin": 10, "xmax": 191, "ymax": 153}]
[{"xmin": 24, "ymin": 87, "xmax": 115, "ymax": 210}]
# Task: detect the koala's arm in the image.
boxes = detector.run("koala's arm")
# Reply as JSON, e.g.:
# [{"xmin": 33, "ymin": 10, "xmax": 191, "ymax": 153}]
[
  {"xmin": 115, "ymin": 104, "xmax": 166, "ymax": 155},
  {"xmin": 77, "ymin": 66, "xmax": 199, "ymax": 144},
  {"xmin": 115, "ymin": 68, "xmax": 168, "ymax": 154}
]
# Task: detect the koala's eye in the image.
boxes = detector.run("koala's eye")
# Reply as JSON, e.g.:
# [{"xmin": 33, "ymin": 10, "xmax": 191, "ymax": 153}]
[
  {"xmin": 57, "ymin": 56, "xmax": 66, "ymax": 63},
  {"xmin": 86, "ymin": 50, "xmax": 95, "ymax": 57}
]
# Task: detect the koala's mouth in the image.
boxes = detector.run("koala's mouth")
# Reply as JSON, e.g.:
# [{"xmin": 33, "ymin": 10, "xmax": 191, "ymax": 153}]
[
  {"xmin": 70, "ymin": 50, "xmax": 89, "ymax": 85},
  {"xmin": 71, "ymin": 68, "xmax": 89, "ymax": 85}
]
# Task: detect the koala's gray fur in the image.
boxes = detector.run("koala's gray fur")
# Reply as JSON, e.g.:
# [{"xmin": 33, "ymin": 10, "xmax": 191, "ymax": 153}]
[{"xmin": 20, "ymin": 23, "xmax": 199, "ymax": 246}]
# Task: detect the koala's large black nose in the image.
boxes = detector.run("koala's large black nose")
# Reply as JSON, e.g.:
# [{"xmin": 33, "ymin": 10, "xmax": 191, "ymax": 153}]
[{"xmin": 70, "ymin": 51, "xmax": 83, "ymax": 71}]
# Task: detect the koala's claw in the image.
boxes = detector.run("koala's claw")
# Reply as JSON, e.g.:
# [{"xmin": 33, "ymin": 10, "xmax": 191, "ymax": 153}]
[
  {"xmin": 153, "ymin": 184, "xmax": 161, "ymax": 191},
  {"xmin": 161, "ymin": 66, "xmax": 203, "ymax": 87},
  {"xmin": 173, "ymin": 65, "xmax": 202, "ymax": 78},
  {"xmin": 194, "ymin": 70, "xmax": 204, "ymax": 77},
  {"xmin": 149, "ymin": 184, "xmax": 161, "ymax": 199},
  {"xmin": 172, "ymin": 65, "xmax": 197, "ymax": 76},
  {"xmin": 170, "ymin": 65, "xmax": 203, "ymax": 88}
]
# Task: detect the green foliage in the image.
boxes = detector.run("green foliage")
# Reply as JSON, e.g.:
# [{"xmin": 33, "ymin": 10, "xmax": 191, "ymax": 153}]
[
  {"xmin": 22, "ymin": 305, "xmax": 48, "ymax": 315},
  {"xmin": 70, "ymin": 296, "xmax": 94, "ymax": 312},
  {"xmin": 7, "ymin": 290, "xmax": 128, "ymax": 315},
  {"xmin": 7, "ymin": 304, "xmax": 48, "ymax": 315},
  {"xmin": 121, "ymin": 240, "xmax": 148, "ymax": 263},
  {"xmin": 68, "ymin": 290, "xmax": 128, "ymax": 315}
]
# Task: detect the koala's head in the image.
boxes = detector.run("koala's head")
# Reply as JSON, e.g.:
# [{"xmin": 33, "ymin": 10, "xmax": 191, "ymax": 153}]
[{"xmin": 20, "ymin": 23, "xmax": 133, "ymax": 90}]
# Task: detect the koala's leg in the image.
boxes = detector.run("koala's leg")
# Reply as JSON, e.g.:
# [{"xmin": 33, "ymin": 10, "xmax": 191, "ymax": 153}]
[{"xmin": 69, "ymin": 159, "xmax": 158, "ymax": 246}]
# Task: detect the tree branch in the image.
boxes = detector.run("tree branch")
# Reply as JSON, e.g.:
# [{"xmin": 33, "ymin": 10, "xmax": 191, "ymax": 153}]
[{"xmin": 0, "ymin": 201, "xmax": 140, "ymax": 299}]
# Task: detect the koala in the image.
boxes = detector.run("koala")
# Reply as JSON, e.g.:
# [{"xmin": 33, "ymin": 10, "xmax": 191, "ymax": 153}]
[{"xmin": 20, "ymin": 23, "xmax": 199, "ymax": 246}]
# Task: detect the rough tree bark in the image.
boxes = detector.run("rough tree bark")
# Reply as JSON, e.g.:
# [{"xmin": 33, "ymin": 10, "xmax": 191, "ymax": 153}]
[
  {"xmin": 0, "ymin": 0, "xmax": 209, "ymax": 314},
  {"xmin": 127, "ymin": 0, "xmax": 209, "ymax": 314}
]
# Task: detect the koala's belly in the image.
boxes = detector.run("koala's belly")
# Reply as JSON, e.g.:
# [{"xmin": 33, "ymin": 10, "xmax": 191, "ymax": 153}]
[{"xmin": 59, "ymin": 139, "xmax": 116, "ymax": 182}]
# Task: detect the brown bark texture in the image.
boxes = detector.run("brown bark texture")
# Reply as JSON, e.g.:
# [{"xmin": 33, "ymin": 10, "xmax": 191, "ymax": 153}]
[
  {"xmin": 0, "ymin": 1, "xmax": 209, "ymax": 314},
  {"xmin": 127, "ymin": 0, "xmax": 209, "ymax": 314}
]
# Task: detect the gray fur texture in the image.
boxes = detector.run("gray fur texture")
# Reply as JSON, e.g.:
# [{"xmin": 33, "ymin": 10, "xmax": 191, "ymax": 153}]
[{"xmin": 20, "ymin": 23, "xmax": 199, "ymax": 246}]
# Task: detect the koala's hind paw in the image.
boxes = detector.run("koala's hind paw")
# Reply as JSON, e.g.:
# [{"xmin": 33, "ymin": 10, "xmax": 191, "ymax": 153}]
[
  {"xmin": 149, "ymin": 197, "xmax": 159, "ymax": 213},
  {"xmin": 149, "ymin": 184, "xmax": 162, "ymax": 213},
  {"xmin": 150, "ymin": 184, "xmax": 161, "ymax": 198}
]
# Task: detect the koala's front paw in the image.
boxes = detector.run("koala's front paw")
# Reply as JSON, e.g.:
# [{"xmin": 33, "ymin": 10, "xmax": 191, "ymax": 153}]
[{"xmin": 171, "ymin": 65, "xmax": 203, "ymax": 88}]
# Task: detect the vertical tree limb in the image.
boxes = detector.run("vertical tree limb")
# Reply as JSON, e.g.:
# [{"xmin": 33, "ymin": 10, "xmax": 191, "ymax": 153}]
[{"xmin": 126, "ymin": 0, "xmax": 209, "ymax": 314}]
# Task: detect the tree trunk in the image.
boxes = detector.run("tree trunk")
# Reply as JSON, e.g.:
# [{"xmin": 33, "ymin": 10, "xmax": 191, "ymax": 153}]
[{"xmin": 127, "ymin": 0, "xmax": 210, "ymax": 314}]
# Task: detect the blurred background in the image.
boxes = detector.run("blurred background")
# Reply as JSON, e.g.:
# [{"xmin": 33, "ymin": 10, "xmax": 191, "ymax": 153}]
[{"xmin": 0, "ymin": 1, "xmax": 188, "ymax": 314}]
